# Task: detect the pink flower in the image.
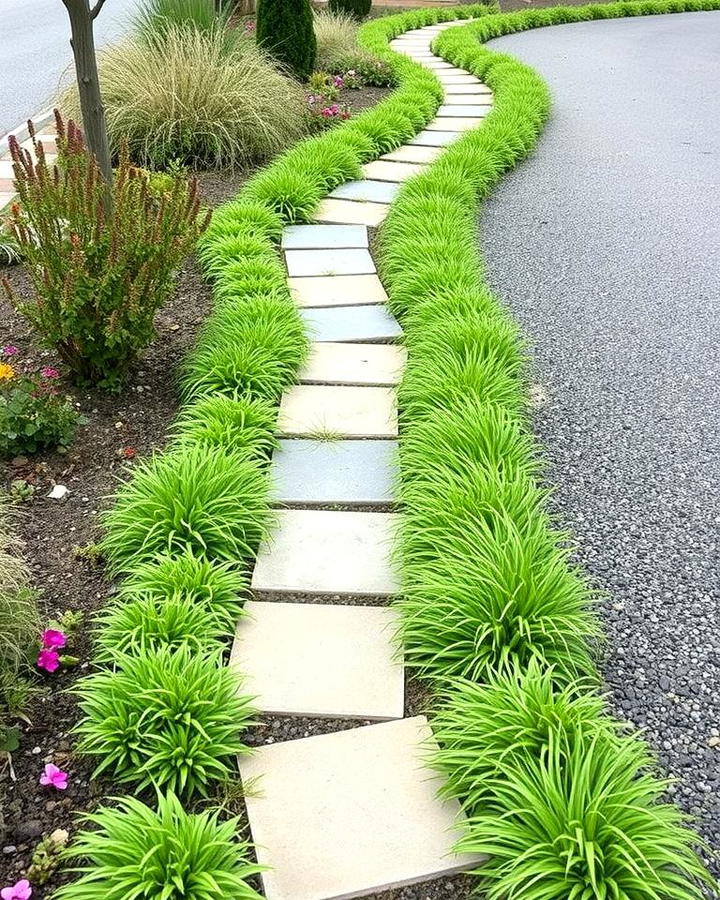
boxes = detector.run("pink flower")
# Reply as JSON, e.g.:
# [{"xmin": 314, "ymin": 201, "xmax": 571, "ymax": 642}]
[
  {"xmin": 243, "ymin": 19, "xmax": 256, "ymax": 31},
  {"xmin": 333, "ymin": 75, "xmax": 344, "ymax": 88},
  {"xmin": 321, "ymin": 105, "xmax": 339, "ymax": 119},
  {"xmin": 41, "ymin": 629, "xmax": 66, "ymax": 650},
  {"xmin": 37, "ymin": 648, "xmax": 60, "ymax": 672},
  {"xmin": 2, "ymin": 346, "xmax": 18, "ymax": 357},
  {"xmin": 40, "ymin": 763, "xmax": 68, "ymax": 790},
  {"xmin": 40, "ymin": 366, "xmax": 60, "ymax": 379},
  {"xmin": 1, "ymin": 880, "xmax": 32, "ymax": 900}
]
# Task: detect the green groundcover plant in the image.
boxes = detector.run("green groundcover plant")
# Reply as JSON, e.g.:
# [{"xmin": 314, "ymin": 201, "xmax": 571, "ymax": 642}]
[
  {"xmin": 54, "ymin": 791, "xmax": 263, "ymax": 900},
  {"xmin": 73, "ymin": 645, "xmax": 254, "ymax": 797}
]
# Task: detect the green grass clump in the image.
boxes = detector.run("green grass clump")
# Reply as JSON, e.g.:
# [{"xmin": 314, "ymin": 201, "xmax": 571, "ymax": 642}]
[
  {"xmin": 172, "ymin": 393, "xmax": 278, "ymax": 458},
  {"xmin": 54, "ymin": 791, "xmax": 262, "ymax": 900},
  {"xmin": 455, "ymin": 730, "xmax": 713, "ymax": 900},
  {"xmin": 101, "ymin": 444, "xmax": 269, "ymax": 574},
  {"xmin": 118, "ymin": 552, "xmax": 246, "ymax": 628},
  {"xmin": 182, "ymin": 294, "xmax": 308, "ymax": 401},
  {"xmin": 74, "ymin": 645, "xmax": 253, "ymax": 797},
  {"xmin": 93, "ymin": 592, "xmax": 233, "ymax": 661},
  {"xmin": 58, "ymin": 25, "xmax": 307, "ymax": 169},
  {"xmin": 132, "ymin": 0, "xmax": 232, "ymax": 44}
]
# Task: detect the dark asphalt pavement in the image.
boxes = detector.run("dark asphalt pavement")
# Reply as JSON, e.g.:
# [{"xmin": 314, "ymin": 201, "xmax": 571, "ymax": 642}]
[
  {"xmin": 1, "ymin": 0, "xmax": 140, "ymax": 135},
  {"xmin": 482, "ymin": 11, "xmax": 720, "ymax": 865}
]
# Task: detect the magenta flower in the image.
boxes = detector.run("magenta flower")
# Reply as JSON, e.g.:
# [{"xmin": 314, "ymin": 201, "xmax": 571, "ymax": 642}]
[
  {"xmin": 333, "ymin": 75, "xmax": 344, "ymax": 88},
  {"xmin": 37, "ymin": 648, "xmax": 60, "ymax": 673},
  {"xmin": 40, "ymin": 366, "xmax": 60, "ymax": 379},
  {"xmin": 41, "ymin": 629, "xmax": 67, "ymax": 650},
  {"xmin": 2, "ymin": 346, "xmax": 18, "ymax": 357},
  {"xmin": 1, "ymin": 880, "xmax": 32, "ymax": 900},
  {"xmin": 321, "ymin": 105, "xmax": 339, "ymax": 119},
  {"xmin": 39, "ymin": 763, "xmax": 69, "ymax": 790}
]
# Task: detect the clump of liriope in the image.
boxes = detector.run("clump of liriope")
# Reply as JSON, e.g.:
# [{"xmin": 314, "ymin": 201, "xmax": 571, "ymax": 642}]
[
  {"xmin": 74, "ymin": 645, "xmax": 253, "ymax": 797},
  {"xmin": 118, "ymin": 551, "xmax": 247, "ymax": 627},
  {"xmin": 101, "ymin": 443, "xmax": 269, "ymax": 574},
  {"xmin": 54, "ymin": 791, "xmax": 263, "ymax": 900},
  {"xmin": 172, "ymin": 392, "xmax": 278, "ymax": 459}
]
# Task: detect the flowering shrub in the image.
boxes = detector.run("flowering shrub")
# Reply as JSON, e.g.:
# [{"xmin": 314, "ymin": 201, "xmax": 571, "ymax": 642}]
[
  {"xmin": 306, "ymin": 72, "xmax": 350, "ymax": 132},
  {"xmin": 0, "ymin": 349, "xmax": 81, "ymax": 457},
  {"xmin": 2, "ymin": 112, "xmax": 210, "ymax": 390}
]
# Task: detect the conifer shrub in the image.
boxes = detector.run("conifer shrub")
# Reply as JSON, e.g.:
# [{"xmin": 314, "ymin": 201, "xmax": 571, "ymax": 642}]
[
  {"xmin": 256, "ymin": 0, "xmax": 317, "ymax": 79},
  {"xmin": 329, "ymin": 0, "xmax": 372, "ymax": 20}
]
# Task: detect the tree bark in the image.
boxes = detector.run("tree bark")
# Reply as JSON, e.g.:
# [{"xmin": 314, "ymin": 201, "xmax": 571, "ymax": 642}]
[{"xmin": 60, "ymin": 0, "xmax": 113, "ymax": 185}]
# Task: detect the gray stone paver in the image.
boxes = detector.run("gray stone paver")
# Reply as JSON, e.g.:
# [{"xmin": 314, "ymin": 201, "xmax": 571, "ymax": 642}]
[
  {"xmin": 298, "ymin": 341, "xmax": 406, "ymax": 386},
  {"xmin": 300, "ymin": 305, "xmax": 402, "ymax": 343},
  {"xmin": 329, "ymin": 179, "xmax": 402, "ymax": 204},
  {"xmin": 270, "ymin": 438, "xmax": 398, "ymax": 508},
  {"xmin": 289, "ymin": 273, "xmax": 388, "ymax": 308},
  {"xmin": 409, "ymin": 129, "xmax": 461, "ymax": 147}
]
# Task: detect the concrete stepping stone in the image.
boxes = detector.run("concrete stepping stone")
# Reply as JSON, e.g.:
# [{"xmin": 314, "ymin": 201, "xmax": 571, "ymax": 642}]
[
  {"xmin": 300, "ymin": 305, "xmax": 402, "ymax": 343},
  {"xmin": 409, "ymin": 130, "xmax": 461, "ymax": 147},
  {"xmin": 289, "ymin": 273, "xmax": 387, "ymax": 308},
  {"xmin": 281, "ymin": 224, "xmax": 368, "ymax": 250},
  {"xmin": 269, "ymin": 438, "xmax": 398, "ymax": 508},
  {"xmin": 230, "ymin": 601, "xmax": 403, "ymax": 719},
  {"xmin": 421, "ymin": 60, "xmax": 456, "ymax": 69},
  {"xmin": 315, "ymin": 197, "xmax": 389, "ymax": 227},
  {"xmin": 251, "ymin": 508, "xmax": 400, "ymax": 596},
  {"xmin": 382, "ymin": 144, "xmax": 444, "ymax": 164},
  {"xmin": 426, "ymin": 117, "xmax": 483, "ymax": 132},
  {"xmin": 436, "ymin": 74, "xmax": 483, "ymax": 84},
  {"xmin": 277, "ymin": 385, "xmax": 397, "ymax": 439},
  {"xmin": 438, "ymin": 104, "xmax": 492, "ymax": 117},
  {"xmin": 329, "ymin": 179, "xmax": 401, "ymax": 204},
  {"xmin": 298, "ymin": 342, "xmax": 406, "ymax": 386},
  {"xmin": 444, "ymin": 85, "xmax": 493, "ymax": 96},
  {"xmin": 362, "ymin": 159, "xmax": 427, "ymax": 182},
  {"xmin": 285, "ymin": 248, "xmax": 375, "ymax": 278},
  {"xmin": 239, "ymin": 716, "xmax": 482, "ymax": 900}
]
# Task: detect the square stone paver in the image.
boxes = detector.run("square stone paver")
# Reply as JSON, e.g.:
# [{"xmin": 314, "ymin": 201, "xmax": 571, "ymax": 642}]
[
  {"xmin": 285, "ymin": 248, "xmax": 375, "ymax": 278},
  {"xmin": 408, "ymin": 130, "xmax": 460, "ymax": 147},
  {"xmin": 298, "ymin": 342, "xmax": 406, "ymax": 386},
  {"xmin": 230, "ymin": 601, "xmax": 403, "ymax": 719},
  {"xmin": 436, "ymin": 74, "xmax": 483, "ymax": 84},
  {"xmin": 239, "ymin": 716, "xmax": 482, "ymax": 900},
  {"xmin": 251, "ymin": 508, "xmax": 400, "ymax": 596},
  {"xmin": 362, "ymin": 160, "xmax": 426, "ymax": 182},
  {"xmin": 300, "ymin": 306, "xmax": 402, "ymax": 343},
  {"xmin": 315, "ymin": 197, "xmax": 389, "ymax": 227},
  {"xmin": 426, "ymin": 117, "xmax": 483, "ymax": 132},
  {"xmin": 382, "ymin": 145, "xmax": 444, "ymax": 164},
  {"xmin": 282, "ymin": 224, "xmax": 368, "ymax": 250},
  {"xmin": 289, "ymin": 273, "xmax": 388, "ymax": 308},
  {"xmin": 270, "ymin": 438, "xmax": 398, "ymax": 507},
  {"xmin": 329, "ymin": 179, "xmax": 401, "ymax": 204},
  {"xmin": 444, "ymin": 85, "xmax": 493, "ymax": 96},
  {"xmin": 438, "ymin": 104, "xmax": 492, "ymax": 117},
  {"xmin": 277, "ymin": 385, "xmax": 397, "ymax": 438}
]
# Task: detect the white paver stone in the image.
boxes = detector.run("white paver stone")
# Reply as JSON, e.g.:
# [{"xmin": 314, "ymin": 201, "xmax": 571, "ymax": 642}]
[
  {"xmin": 240, "ymin": 717, "xmax": 483, "ymax": 900},
  {"xmin": 298, "ymin": 342, "xmax": 406, "ymax": 386},
  {"xmin": 289, "ymin": 273, "xmax": 388, "ymax": 308},
  {"xmin": 362, "ymin": 160, "xmax": 427, "ymax": 182},
  {"xmin": 251, "ymin": 508, "xmax": 400, "ymax": 596},
  {"xmin": 230, "ymin": 601, "xmax": 404, "ymax": 719},
  {"xmin": 277, "ymin": 384, "xmax": 397, "ymax": 438},
  {"xmin": 285, "ymin": 248, "xmax": 375, "ymax": 278},
  {"xmin": 282, "ymin": 224, "xmax": 368, "ymax": 250},
  {"xmin": 315, "ymin": 198, "xmax": 389, "ymax": 227}
]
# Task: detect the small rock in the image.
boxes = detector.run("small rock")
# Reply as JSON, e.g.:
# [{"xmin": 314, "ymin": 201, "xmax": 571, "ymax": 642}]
[
  {"xmin": 659, "ymin": 675, "xmax": 671, "ymax": 691},
  {"xmin": 11, "ymin": 456, "xmax": 28, "ymax": 467},
  {"xmin": 47, "ymin": 484, "xmax": 69, "ymax": 500},
  {"xmin": 50, "ymin": 829, "xmax": 69, "ymax": 846},
  {"xmin": 14, "ymin": 820, "xmax": 43, "ymax": 842},
  {"xmin": 707, "ymin": 736, "xmax": 720, "ymax": 748},
  {"xmin": 2, "ymin": 845, "xmax": 17, "ymax": 855},
  {"xmin": 31, "ymin": 746, "xmax": 42, "ymax": 755}
]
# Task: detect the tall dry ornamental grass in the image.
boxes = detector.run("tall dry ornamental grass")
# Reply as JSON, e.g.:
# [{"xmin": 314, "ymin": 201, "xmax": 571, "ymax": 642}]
[
  {"xmin": 59, "ymin": 26, "xmax": 307, "ymax": 169},
  {"xmin": 313, "ymin": 9, "xmax": 360, "ymax": 70}
]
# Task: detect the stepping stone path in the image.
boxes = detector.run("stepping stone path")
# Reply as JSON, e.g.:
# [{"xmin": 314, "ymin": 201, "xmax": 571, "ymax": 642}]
[{"xmin": 233, "ymin": 20, "xmax": 493, "ymax": 898}]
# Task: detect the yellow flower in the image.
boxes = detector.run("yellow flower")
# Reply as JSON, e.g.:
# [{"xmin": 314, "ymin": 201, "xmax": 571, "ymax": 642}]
[{"xmin": 0, "ymin": 363, "xmax": 15, "ymax": 382}]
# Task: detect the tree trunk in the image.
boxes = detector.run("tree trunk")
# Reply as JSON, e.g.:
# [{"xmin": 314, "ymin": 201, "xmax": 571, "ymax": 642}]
[{"xmin": 61, "ymin": 0, "xmax": 113, "ymax": 186}]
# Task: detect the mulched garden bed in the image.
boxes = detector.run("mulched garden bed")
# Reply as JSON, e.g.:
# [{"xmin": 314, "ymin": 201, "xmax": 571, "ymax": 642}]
[{"xmin": 0, "ymin": 82, "xmax": 389, "ymax": 896}]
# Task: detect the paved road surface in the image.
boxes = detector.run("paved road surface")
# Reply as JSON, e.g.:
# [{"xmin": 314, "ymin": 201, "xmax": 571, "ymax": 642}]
[
  {"xmin": 1, "ymin": 0, "xmax": 140, "ymax": 135},
  {"xmin": 482, "ymin": 11, "xmax": 720, "ymax": 867}
]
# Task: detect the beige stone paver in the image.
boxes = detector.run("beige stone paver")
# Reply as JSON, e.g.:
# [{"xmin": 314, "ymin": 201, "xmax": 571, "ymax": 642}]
[
  {"xmin": 230, "ymin": 601, "xmax": 404, "ymax": 719},
  {"xmin": 277, "ymin": 384, "xmax": 397, "ymax": 438},
  {"xmin": 382, "ymin": 144, "xmax": 444, "ymax": 164},
  {"xmin": 362, "ymin": 160, "xmax": 427, "ymax": 182},
  {"xmin": 288, "ymin": 273, "xmax": 388, "ymax": 308},
  {"xmin": 285, "ymin": 248, "xmax": 376, "ymax": 277},
  {"xmin": 426, "ymin": 117, "xmax": 484, "ymax": 131},
  {"xmin": 298, "ymin": 342, "xmax": 406, "ymax": 386},
  {"xmin": 240, "ymin": 717, "xmax": 482, "ymax": 900},
  {"xmin": 251, "ymin": 508, "xmax": 400, "ymax": 597},
  {"xmin": 315, "ymin": 197, "xmax": 389, "ymax": 227}
]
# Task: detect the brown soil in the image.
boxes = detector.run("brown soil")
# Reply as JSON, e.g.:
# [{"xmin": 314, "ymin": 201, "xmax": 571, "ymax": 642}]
[{"xmin": 0, "ymin": 82, "xmax": 389, "ymax": 896}]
